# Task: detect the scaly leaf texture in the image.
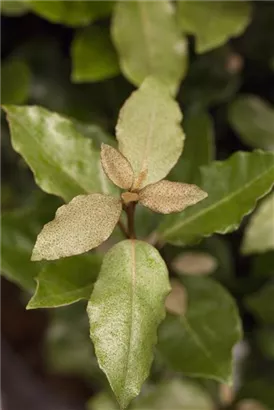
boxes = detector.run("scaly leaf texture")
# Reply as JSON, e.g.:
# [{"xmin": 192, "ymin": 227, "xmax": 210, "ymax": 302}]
[
  {"xmin": 139, "ymin": 180, "xmax": 207, "ymax": 214},
  {"xmin": 87, "ymin": 240, "xmax": 170, "ymax": 409},
  {"xmin": 116, "ymin": 77, "xmax": 184, "ymax": 190},
  {"xmin": 32, "ymin": 194, "xmax": 122, "ymax": 261},
  {"xmin": 100, "ymin": 144, "xmax": 134, "ymax": 190}
]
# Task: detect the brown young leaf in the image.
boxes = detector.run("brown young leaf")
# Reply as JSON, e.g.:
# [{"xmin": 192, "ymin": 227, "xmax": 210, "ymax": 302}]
[
  {"xmin": 100, "ymin": 143, "xmax": 133, "ymax": 189},
  {"xmin": 139, "ymin": 180, "xmax": 208, "ymax": 214},
  {"xmin": 32, "ymin": 194, "xmax": 122, "ymax": 261}
]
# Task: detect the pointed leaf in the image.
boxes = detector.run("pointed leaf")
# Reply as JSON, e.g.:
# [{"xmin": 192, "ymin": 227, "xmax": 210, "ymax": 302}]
[
  {"xmin": 178, "ymin": 1, "xmax": 252, "ymax": 53},
  {"xmin": 3, "ymin": 105, "xmax": 116, "ymax": 202},
  {"xmin": 1, "ymin": 58, "xmax": 30, "ymax": 104},
  {"xmin": 159, "ymin": 151, "xmax": 274, "ymax": 245},
  {"xmin": 229, "ymin": 95, "xmax": 274, "ymax": 151},
  {"xmin": 26, "ymin": 1, "xmax": 114, "ymax": 26},
  {"xmin": 242, "ymin": 193, "xmax": 274, "ymax": 255},
  {"xmin": 169, "ymin": 110, "xmax": 215, "ymax": 183},
  {"xmin": 139, "ymin": 180, "xmax": 207, "ymax": 214},
  {"xmin": 116, "ymin": 77, "xmax": 184, "ymax": 190},
  {"xmin": 87, "ymin": 240, "xmax": 170, "ymax": 409},
  {"xmin": 71, "ymin": 26, "xmax": 119, "ymax": 83},
  {"xmin": 111, "ymin": 0, "xmax": 187, "ymax": 93},
  {"xmin": 101, "ymin": 144, "xmax": 133, "ymax": 190},
  {"xmin": 158, "ymin": 277, "xmax": 242, "ymax": 383},
  {"xmin": 27, "ymin": 254, "xmax": 102, "ymax": 309},
  {"xmin": 32, "ymin": 194, "xmax": 122, "ymax": 261}
]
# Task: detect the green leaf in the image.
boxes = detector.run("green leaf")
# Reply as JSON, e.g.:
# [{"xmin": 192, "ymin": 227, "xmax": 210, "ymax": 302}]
[
  {"xmin": 242, "ymin": 193, "xmax": 274, "ymax": 255},
  {"xmin": 111, "ymin": 0, "xmax": 187, "ymax": 94},
  {"xmin": 27, "ymin": 1, "xmax": 113, "ymax": 26},
  {"xmin": 32, "ymin": 194, "xmax": 122, "ymax": 261},
  {"xmin": 169, "ymin": 110, "xmax": 215, "ymax": 184},
  {"xmin": 27, "ymin": 254, "xmax": 101, "ymax": 309},
  {"xmin": 158, "ymin": 276, "xmax": 242, "ymax": 383},
  {"xmin": 71, "ymin": 26, "xmax": 119, "ymax": 83},
  {"xmin": 158, "ymin": 151, "xmax": 274, "ymax": 246},
  {"xmin": 1, "ymin": 195, "xmax": 60, "ymax": 291},
  {"xmin": 117, "ymin": 77, "xmax": 184, "ymax": 190},
  {"xmin": 229, "ymin": 95, "xmax": 274, "ymax": 151},
  {"xmin": 87, "ymin": 240, "xmax": 170, "ymax": 409},
  {"xmin": 45, "ymin": 303, "xmax": 101, "ymax": 380},
  {"xmin": 178, "ymin": 1, "xmax": 252, "ymax": 53},
  {"xmin": 245, "ymin": 283, "xmax": 274, "ymax": 324},
  {"xmin": 132, "ymin": 379, "xmax": 214, "ymax": 410},
  {"xmin": 1, "ymin": 0, "xmax": 29, "ymax": 16},
  {"xmin": 1, "ymin": 59, "xmax": 31, "ymax": 104},
  {"xmin": 88, "ymin": 379, "xmax": 214, "ymax": 410},
  {"xmin": 3, "ymin": 105, "xmax": 116, "ymax": 202}
]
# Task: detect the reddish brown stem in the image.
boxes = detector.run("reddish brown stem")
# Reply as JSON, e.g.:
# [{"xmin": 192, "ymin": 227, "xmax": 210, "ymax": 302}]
[
  {"xmin": 118, "ymin": 219, "xmax": 129, "ymax": 238},
  {"xmin": 127, "ymin": 202, "xmax": 136, "ymax": 239}
]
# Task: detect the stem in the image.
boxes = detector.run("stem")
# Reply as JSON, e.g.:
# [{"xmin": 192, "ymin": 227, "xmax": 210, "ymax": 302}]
[
  {"xmin": 127, "ymin": 202, "xmax": 136, "ymax": 239},
  {"xmin": 118, "ymin": 219, "xmax": 129, "ymax": 239}
]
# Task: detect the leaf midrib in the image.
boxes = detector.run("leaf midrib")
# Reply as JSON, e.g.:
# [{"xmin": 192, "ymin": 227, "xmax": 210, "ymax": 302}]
[
  {"xmin": 162, "ymin": 159, "xmax": 274, "ymax": 239},
  {"xmin": 122, "ymin": 239, "xmax": 136, "ymax": 393}
]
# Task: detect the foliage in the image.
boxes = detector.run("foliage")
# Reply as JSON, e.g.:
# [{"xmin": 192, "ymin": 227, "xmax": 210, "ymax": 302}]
[{"xmin": 1, "ymin": 1, "xmax": 274, "ymax": 409}]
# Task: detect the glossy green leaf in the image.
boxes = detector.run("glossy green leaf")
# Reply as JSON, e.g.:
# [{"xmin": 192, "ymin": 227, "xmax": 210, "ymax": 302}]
[
  {"xmin": 116, "ymin": 77, "xmax": 184, "ymax": 189},
  {"xmin": 242, "ymin": 193, "xmax": 274, "ymax": 255},
  {"xmin": 1, "ymin": 59, "xmax": 30, "ymax": 104},
  {"xmin": 1, "ymin": 195, "xmax": 60, "ymax": 291},
  {"xmin": 229, "ymin": 95, "xmax": 274, "ymax": 151},
  {"xmin": 178, "ymin": 1, "xmax": 252, "ymax": 53},
  {"xmin": 87, "ymin": 240, "xmax": 170, "ymax": 409},
  {"xmin": 159, "ymin": 151, "xmax": 274, "ymax": 246},
  {"xmin": 71, "ymin": 26, "xmax": 119, "ymax": 83},
  {"xmin": 111, "ymin": 0, "xmax": 187, "ymax": 93},
  {"xmin": 27, "ymin": 254, "xmax": 101, "ymax": 309},
  {"xmin": 158, "ymin": 276, "xmax": 242, "ymax": 383},
  {"xmin": 27, "ymin": 1, "xmax": 113, "ymax": 26},
  {"xmin": 1, "ymin": 0, "xmax": 29, "ymax": 16},
  {"xmin": 88, "ymin": 379, "xmax": 214, "ymax": 410},
  {"xmin": 169, "ymin": 110, "xmax": 215, "ymax": 184},
  {"xmin": 245, "ymin": 283, "xmax": 274, "ymax": 324},
  {"xmin": 3, "ymin": 105, "xmax": 116, "ymax": 202}
]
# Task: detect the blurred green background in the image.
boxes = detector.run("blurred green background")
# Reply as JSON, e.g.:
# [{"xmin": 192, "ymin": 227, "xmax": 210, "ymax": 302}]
[{"xmin": 1, "ymin": 1, "xmax": 274, "ymax": 410}]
